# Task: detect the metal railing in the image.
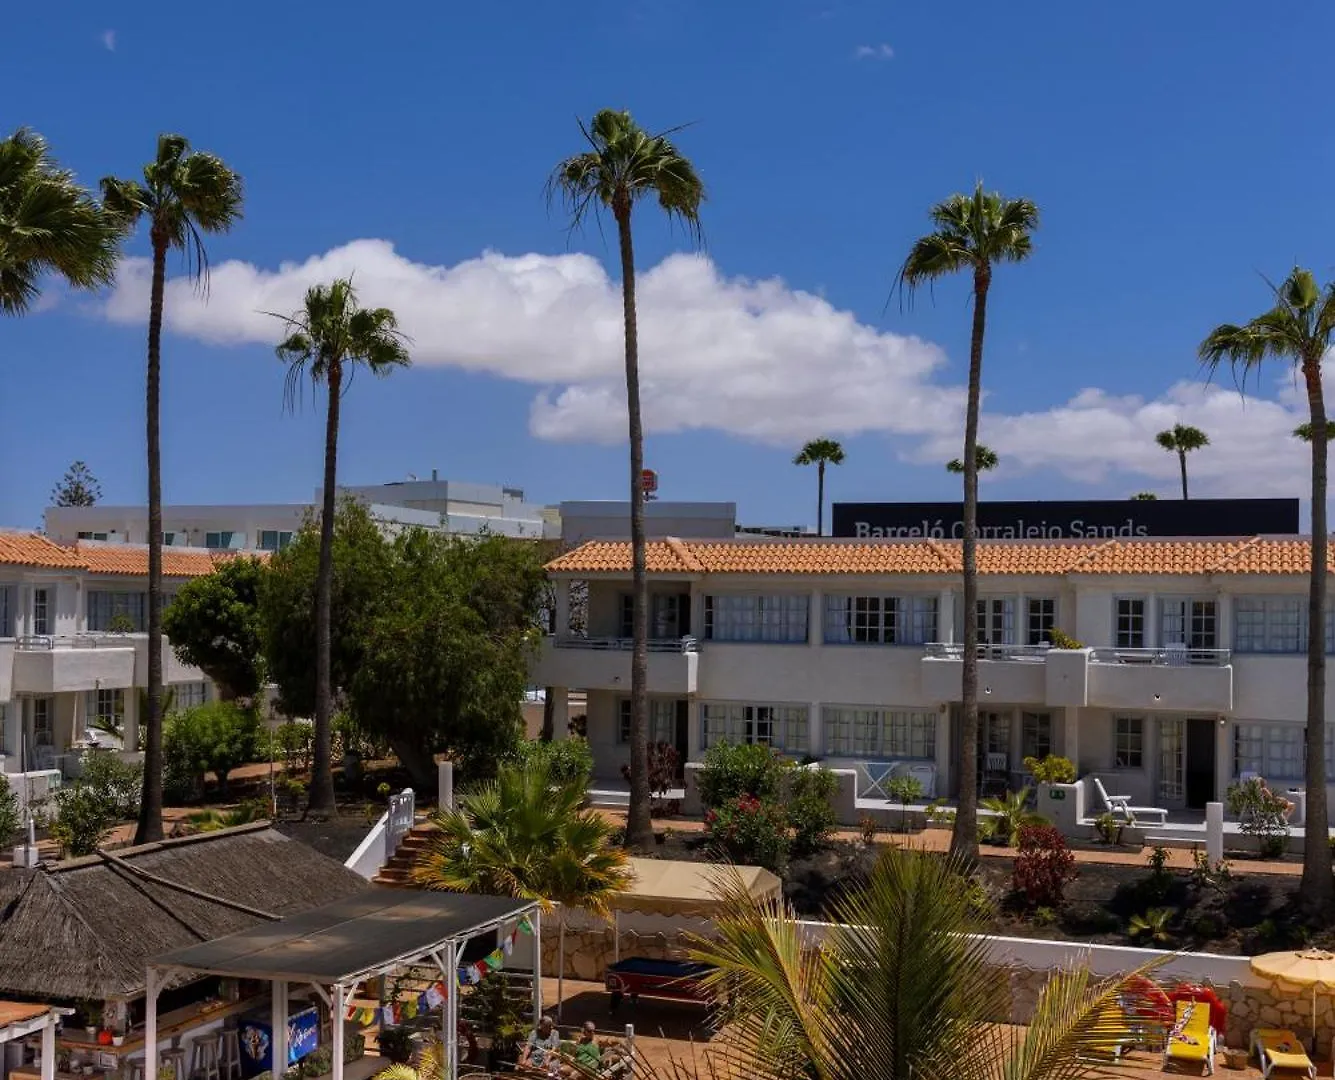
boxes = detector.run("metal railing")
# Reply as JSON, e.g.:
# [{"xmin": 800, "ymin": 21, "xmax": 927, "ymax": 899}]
[
  {"xmin": 1089, "ymin": 646, "xmax": 1232, "ymax": 667},
  {"xmin": 552, "ymin": 635, "xmax": 699, "ymax": 653},
  {"xmin": 923, "ymin": 642, "xmax": 1053, "ymax": 663},
  {"xmin": 15, "ymin": 633, "xmax": 136, "ymax": 651},
  {"xmin": 384, "ymin": 787, "xmax": 415, "ymax": 862}
]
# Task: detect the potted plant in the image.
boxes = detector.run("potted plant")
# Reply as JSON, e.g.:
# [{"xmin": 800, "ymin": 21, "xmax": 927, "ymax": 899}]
[
  {"xmin": 79, "ymin": 1001, "xmax": 102, "ymax": 1037},
  {"xmin": 471, "ymin": 973, "xmax": 526, "ymax": 1072},
  {"xmin": 376, "ymin": 1026, "xmax": 415, "ymax": 1065}
]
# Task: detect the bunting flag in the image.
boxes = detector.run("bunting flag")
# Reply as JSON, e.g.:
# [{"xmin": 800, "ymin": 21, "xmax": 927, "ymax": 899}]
[{"xmin": 455, "ymin": 917, "xmax": 533, "ymax": 986}]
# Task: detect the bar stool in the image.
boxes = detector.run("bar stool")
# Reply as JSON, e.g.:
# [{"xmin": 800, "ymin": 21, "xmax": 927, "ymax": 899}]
[
  {"xmin": 190, "ymin": 1035, "xmax": 222, "ymax": 1080},
  {"xmin": 217, "ymin": 1030, "xmax": 242, "ymax": 1080},
  {"xmin": 123, "ymin": 1059, "xmax": 146, "ymax": 1080},
  {"xmin": 161, "ymin": 1046, "xmax": 189, "ymax": 1080}
]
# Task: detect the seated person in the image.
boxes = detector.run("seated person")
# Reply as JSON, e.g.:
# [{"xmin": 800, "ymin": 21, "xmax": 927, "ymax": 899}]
[
  {"xmin": 519, "ymin": 1015, "xmax": 562, "ymax": 1075},
  {"xmin": 570, "ymin": 1022, "xmax": 602, "ymax": 1074}
]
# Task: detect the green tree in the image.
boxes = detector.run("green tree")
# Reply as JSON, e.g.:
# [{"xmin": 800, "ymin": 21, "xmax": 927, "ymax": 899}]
[
  {"xmin": 162, "ymin": 557, "xmax": 266, "ymax": 701},
  {"xmin": 348, "ymin": 530, "xmax": 546, "ymax": 786},
  {"xmin": 1155, "ymin": 423, "xmax": 1209, "ymax": 500},
  {"xmin": 694, "ymin": 848, "xmax": 1153, "ymax": 1080},
  {"xmin": 162, "ymin": 702, "xmax": 262, "ymax": 800},
  {"xmin": 272, "ymin": 279, "xmax": 410, "ymax": 816},
  {"xmin": 1200, "ymin": 267, "xmax": 1335, "ymax": 912},
  {"xmin": 101, "ymin": 135, "xmax": 243, "ymax": 844},
  {"xmin": 1, "ymin": 127, "xmax": 121, "ymax": 315},
  {"xmin": 793, "ymin": 438, "xmax": 845, "ymax": 536},
  {"xmin": 549, "ymin": 109, "xmax": 704, "ymax": 850},
  {"xmin": 1295, "ymin": 420, "xmax": 1335, "ymax": 442},
  {"xmin": 896, "ymin": 182, "xmax": 1039, "ymax": 862},
  {"xmin": 0, "ymin": 775, "xmax": 20, "ymax": 846},
  {"xmin": 1131, "ymin": 491, "xmax": 1158, "ymax": 501},
  {"xmin": 946, "ymin": 444, "xmax": 999, "ymax": 474},
  {"xmin": 50, "ymin": 461, "xmax": 101, "ymax": 507}
]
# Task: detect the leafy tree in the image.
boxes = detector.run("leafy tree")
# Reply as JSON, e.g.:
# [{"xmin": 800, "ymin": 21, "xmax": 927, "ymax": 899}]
[
  {"xmin": 273, "ymin": 278, "xmax": 410, "ymax": 817},
  {"xmin": 50, "ymin": 753, "xmax": 143, "ymax": 856},
  {"xmin": 163, "ymin": 557, "xmax": 266, "ymax": 700},
  {"xmin": 0, "ymin": 774, "xmax": 20, "ymax": 845},
  {"xmin": 549, "ymin": 109, "xmax": 704, "ymax": 851},
  {"xmin": 1131, "ymin": 491, "xmax": 1158, "ymax": 501},
  {"xmin": 1201, "ymin": 267, "xmax": 1335, "ymax": 913},
  {"xmin": 694, "ymin": 848, "xmax": 1155, "ymax": 1080},
  {"xmin": 896, "ymin": 181, "xmax": 1039, "ymax": 863},
  {"xmin": 1294, "ymin": 420, "xmax": 1335, "ymax": 442},
  {"xmin": 946, "ymin": 444, "xmax": 999, "ymax": 474},
  {"xmin": 1, "ymin": 128, "xmax": 121, "ymax": 315},
  {"xmin": 50, "ymin": 461, "xmax": 101, "ymax": 507},
  {"xmin": 101, "ymin": 134, "xmax": 243, "ymax": 844},
  {"xmin": 511, "ymin": 737, "xmax": 594, "ymax": 788},
  {"xmin": 793, "ymin": 438, "xmax": 845, "ymax": 537},
  {"xmin": 162, "ymin": 702, "xmax": 262, "ymax": 800},
  {"xmin": 347, "ymin": 529, "xmax": 546, "ymax": 786},
  {"xmin": 1155, "ymin": 423, "xmax": 1209, "ymax": 500}
]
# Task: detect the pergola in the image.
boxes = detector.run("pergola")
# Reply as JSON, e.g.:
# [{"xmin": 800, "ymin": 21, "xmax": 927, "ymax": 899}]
[
  {"xmin": 0, "ymin": 1003, "xmax": 71, "ymax": 1080},
  {"xmin": 149, "ymin": 890, "xmax": 541, "ymax": 1080}
]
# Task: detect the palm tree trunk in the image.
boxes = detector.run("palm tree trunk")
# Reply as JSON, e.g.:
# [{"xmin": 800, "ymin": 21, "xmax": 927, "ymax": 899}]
[
  {"xmin": 135, "ymin": 231, "xmax": 168, "ymax": 845},
  {"xmin": 616, "ymin": 198, "xmax": 653, "ymax": 851},
  {"xmin": 309, "ymin": 361, "xmax": 342, "ymax": 818},
  {"xmin": 816, "ymin": 460, "xmax": 825, "ymax": 537},
  {"xmin": 1179, "ymin": 449, "xmax": 1189, "ymax": 501},
  {"xmin": 1301, "ymin": 359, "xmax": 1333, "ymax": 910},
  {"xmin": 951, "ymin": 265, "xmax": 990, "ymax": 863}
]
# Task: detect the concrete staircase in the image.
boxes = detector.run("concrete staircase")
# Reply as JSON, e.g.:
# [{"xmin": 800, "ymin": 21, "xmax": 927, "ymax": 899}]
[{"xmin": 371, "ymin": 820, "xmax": 437, "ymax": 888}]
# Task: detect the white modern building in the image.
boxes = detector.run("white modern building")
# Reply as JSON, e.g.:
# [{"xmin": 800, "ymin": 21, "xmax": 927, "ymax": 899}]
[
  {"xmin": 0, "ymin": 533, "xmax": 229, "ymax": 786},
  {"xmin": 533, "ymin": 534, "xmax": 1335, "ymax": 814},
  {"xmin": 45, "ymin": 477, "xmax": 558, "ymax": 553},
  {"xmin": 558, "ymin": 501, "xmax": 737, "ymax": 548}
]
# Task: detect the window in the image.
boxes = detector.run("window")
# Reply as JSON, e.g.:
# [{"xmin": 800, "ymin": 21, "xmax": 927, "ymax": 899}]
[
  {"xmin": 32, "ymin": 698, "xmax": 51, "ymax": 746},
  {"xmin": 1025, "ymin": 598, "xmax": 1057, "ymax": 646},
  {"xmin": 1115, "ymin": 598, "xmax": 1146, "ymax": 648},
  {"xmin": 700, "ymin": 702, "xmax": 809, "ymax": 753},
  {"xmin": 162, "ymin": 531, "xmax": 183, "ymax": 547},
  {"xmin": 703, "ymin": 595, "xmax": 808, "ymax": 643},
  {"xmin": 1235, "ymin": 596, "xmax": 1320, "ymax": 653},
  {"xmin": 1160, "ymin": 598, "xmax": 1217, "ymax": 650},
  {"xmin": 621, "ymin": 594, "xmax": 690, "ymax": 639},
  {"xmin": 205, "ymin": 531, "xmax": 242, "ymax": 550},
  {"xmin": 259, "ymin": 530, "xmax": 294, "ymax": 552},
  {"xmin": 1235, "ymin": 722, "xmax": 1304, "ymax": 781},
  {"xmin": 976, "ymin": 598, "xmax": 1016, "ymax": 645},
  {"xmin": 823, "ymin": 707, "xmax": 936, "ymax": 758},
  {"xmin": 87, "ymin": 591, "xmax": 147, "ymax": 632},
  {"xmin": 77, "ymin": 531, "xmax": 110, "ymax": 541},
  {"xmin": 32, "ymin": 588, "xmax": 49, "ymax": 636},
  {"xmin": 617, "ymin": 699, "xmax": 677, "ymax": 745},
  {"xmin": 0, "ymin": 585, "xmax": 12, "ymax": 637},
  {"xmin": 1113, "ymin": 715, "xmax": 1144, "ymax": 769},
  {"xmin": 1021, "ymin": 712, "xmax": 1052, "ymax": 761},
  {"xmin": 85, "ymin": 689, "xmax": 124, "ymax": 730},
  {"xmin": 173, "ymin": 682, "xmax": 210, "ymax": 710},
  {"xmin": 824, "ymin": 595, "xmax": 937, "ymax": 645}
]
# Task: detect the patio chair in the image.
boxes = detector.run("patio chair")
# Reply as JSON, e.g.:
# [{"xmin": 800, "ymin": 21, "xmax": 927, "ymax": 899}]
[
  {"xmin": 1078, "ymin": 1003, "xmax": 1132, "ymax": 1062},
  {"xmin": 1163, "ymin": 1000, "xmax": 1216, "ymax": 1075},
  {"xmin": 980, "ymin": 753, "xmax": 1009, "ymax": 798},
  {"xmin": 1091, "ymin": 776, "xmax": 1168, "ymax": 827},
  {"xmin": 1251, "ymin": 1029, "xmax": 1315, "ymax": 1080}
]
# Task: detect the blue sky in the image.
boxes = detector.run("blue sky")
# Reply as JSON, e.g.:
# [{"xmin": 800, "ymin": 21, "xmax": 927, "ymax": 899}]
[{"xmin": 6, "ymin": 0, "xmax": 1335, "ymax": 529}]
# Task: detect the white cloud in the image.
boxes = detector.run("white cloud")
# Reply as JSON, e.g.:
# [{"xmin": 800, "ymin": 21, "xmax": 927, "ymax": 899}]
[
  {"xmin": 98, "ymin": 239, "xmax": 1321, "ymax": 498},
  {"xmin": 854, "ymin": 43, "xmax": 894, "ymax": 60},
  {"xmin": 101, "ymin": 29, "xmax": 116, "ymax": 51}
]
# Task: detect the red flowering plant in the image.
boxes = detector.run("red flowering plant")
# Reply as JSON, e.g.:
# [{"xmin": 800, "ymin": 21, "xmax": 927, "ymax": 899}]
[
  {"xmin": 1012, "ymin": 824, "xmax": 1077, "ymax": 908},
  {"xmin": 706, "ymin": 792, "xmax": 790, "ymax": 872}
]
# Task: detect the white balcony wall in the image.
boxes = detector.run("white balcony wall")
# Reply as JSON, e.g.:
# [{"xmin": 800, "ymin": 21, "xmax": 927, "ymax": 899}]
[
  {"xmin": 918, "ymin": 655, "xmax": 1046, "ymax": 705},
  {"xmin": 531, "ymin": 638, "xmax": 697, "ymax": 694},
  {"xmin": 697, "ymin": 644, "xmax": 930, "ymax": 705},
  {"xmin": 0, "ymin": 642, "xmax": 12, "ymax": 702},
  {"xmin": 1231, "ymin": 655, "xmax": 1330, "ymax": 722},
  {"xmin": 132, "ymin": 638, "xmax": 207, "ymax": 687},
  {"xmin": 12, "ymin": 643, "xmax": 136, "ymax": 693},
  {"xmin": 1086, "ymin": 658, "xmax": 1233, "ymax": 713}
]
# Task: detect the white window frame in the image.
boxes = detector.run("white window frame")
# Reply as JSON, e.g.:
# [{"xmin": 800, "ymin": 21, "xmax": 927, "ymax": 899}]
[
  {"xmin": 173, "ymin": 681, "xmax": 209, "ymax": 710},
  {"xmin": 1114, "ymin": 597, "xmax": 1147, "ymax": 649},
  {"xmin": 204, "ymin": 530, "xmax": 244, "ymax": 550},
  {"xmin": 31, "ymin": 698, "xmax": 52, "ymax": 746},
  {"xmin": 617, "ymin": 699, "xmax": 677, "ymax": 745},
  {"xmin": 976, "ymin": 597, "xmax": 1017, "ymax": 645},
  {"xmin": 1113, "ymin": 714, "xmax": 1145, "ymax": 769},
  {"xmin": 1237, "ymin": 722, "xmax": 1303, "ymax": 782},
  {"xmin": 0, "ymin": 585, "xmax": 12, "ymax": 638},
  {"xmin": 1021, "ymin": 712, "xmax": 1053, "ymax": 761},
  {"xmin": 87, "ymin": 590, "xmax": 147, "ymax": 633},
  {"xmin": 259, "ymin": 530, "xmax": 294, "ymax": 552},
  {"xmin": 86, "ymin": 688, "xmax": 124, "ymax": 728},
  {"xmin": 703, "ymin": 594, "xmax": 809, "ymax": 644},
  {"xmin": 1160, "ymin": 597, "xmax": 1218, "ymax": 650},
  {"xmin": 1233, "ymin": 595, "xmax": 1331, "ymax": 654},
  {"xmin": 822, "ymin": 707, "xmax": 936, "ymax": 759},
  {"xmin": 1025, "ymin": 598, "xmax": 1057, "ymax": 646},
  {"xmin": 700, "ymin": 701, "xmax": 809, "ymax": 754},
  {"xmin": 32, "ymin": 588, "xmax": 50, "ymax": 637},
  {"xmin": 823, "ymin": 595, "xmax": 937, "ymax": 645}
]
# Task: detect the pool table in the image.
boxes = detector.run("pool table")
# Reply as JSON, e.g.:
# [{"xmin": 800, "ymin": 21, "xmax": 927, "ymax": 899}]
[{"xmin": 604, "ymin": 958, "xmax": 715, "ymax": 1010}]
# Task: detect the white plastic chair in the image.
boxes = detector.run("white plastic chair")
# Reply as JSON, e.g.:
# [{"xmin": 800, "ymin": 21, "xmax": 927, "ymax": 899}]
[{"xmin": 1091, "ymin": 776, "xmax": 1168, "ymax": 826}]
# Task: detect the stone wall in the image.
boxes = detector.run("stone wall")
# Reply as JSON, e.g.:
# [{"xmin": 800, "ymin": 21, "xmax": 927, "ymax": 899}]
[{"xmin": 541, "ymin": 928, "xmax": 696, "ymax": 982}]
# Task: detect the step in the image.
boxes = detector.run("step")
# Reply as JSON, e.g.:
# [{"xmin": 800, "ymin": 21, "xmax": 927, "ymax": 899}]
[{"xmin": 374, "ymin": 867, "xmax": 416, "ymax": 884}]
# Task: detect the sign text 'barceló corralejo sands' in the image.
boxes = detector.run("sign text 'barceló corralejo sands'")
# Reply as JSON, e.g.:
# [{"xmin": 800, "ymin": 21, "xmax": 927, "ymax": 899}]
[{"xmin": 830, "ymin": 498, "xmax": 1300, "ymax": 540}]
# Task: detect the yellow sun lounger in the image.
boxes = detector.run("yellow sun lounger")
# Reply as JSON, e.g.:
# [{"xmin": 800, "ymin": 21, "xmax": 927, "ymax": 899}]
[
  {"xmin": 1163, "ymin": 1000, "xmax": 1216, "ymax": 1075},
  {"xmin": 1251, "ymin": 1029, "xmax": 1315, "ymax": 1080}
]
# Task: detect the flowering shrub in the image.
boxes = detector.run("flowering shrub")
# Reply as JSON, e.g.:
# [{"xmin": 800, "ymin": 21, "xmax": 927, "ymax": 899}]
[
  {"xmin": 1012, "ymin": 824, "xmax": 1077, "ymax": 908},
  {"xmin": 697, "ymin": 742, "xmax": 785, "ymax": 809},
  {"xmin": 705, "ymin": 793, "xmax": 790, "ymax": 871},
  {"xmin": 1226, "ymin": 777, "xmax": 1292, "ymax": 858}
]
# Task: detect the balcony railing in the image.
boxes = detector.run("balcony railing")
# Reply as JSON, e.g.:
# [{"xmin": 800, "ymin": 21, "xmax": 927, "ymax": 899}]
[
  {"xmin": 15, "ymin": 633, "xmax": 135, "ymax": 651},
  {"xmin": 923, "ymin": 642, "xmax": 1052, "ymax": 663},
  {"xmin": 552, "ymin": 635, "xmax": 699, "ymax": 654},
  {"xmin": 1089, "ymin": 646, "xmax": 1231, "ymax": 667}
]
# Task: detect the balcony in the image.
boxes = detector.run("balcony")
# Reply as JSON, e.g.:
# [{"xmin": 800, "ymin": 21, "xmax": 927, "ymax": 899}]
[
  {"xmin": 529, "ymin": 635, "xmax": 698, "ymax": 694},
  {"xmin": 11, "ymin": 634, "xmax": 137, "ymax": 693},
  {"xmin": 919, "ymin": 643, "xmax": 1048, "ymax": 705},
  {"xmin": 1086, "ymin": 647, "xmax": 1233, "ymax": 713}
]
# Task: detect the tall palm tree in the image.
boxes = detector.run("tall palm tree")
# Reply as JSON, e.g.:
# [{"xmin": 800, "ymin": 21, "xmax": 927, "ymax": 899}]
[
  {"xmin": 1295, "ymin": 420, "xmax": 1335, "ymax": 443},
  {"xmin": 793, "ymin": 438, "xmax": 845, "ymax": 536},
  {"xmin": 691, "ymin": 848, "xmax": 1156, "ymax": 1080},
  {"xmin": 273, "ymin": 278, "xmax": 410, "ymax": 817},
  {"xmin": 1201, "ymin": 267, "xmax": 1335, "ymax": 912},
  {"xmin": 945, "ymin": 443, "xmax": 999, "ymax": 474},
  {"xmin": 896, "ymin": 182, "xmax": 1038, "ymax": 861},
  {"xmin": 1, "ymin": 128, "xmax": 121, "ymax": 314},
  {"xmin": 548, "ymin": 109, "xmax": 704, "ymax": 850},
  {"xmin": 415, "ymin": 759, "xmax": 632, "ymax": 1017},
  {"xmin": 101, "ymin": 135, "xmax": 242, "ymax": 843},
  {"xmin": 1155, "ymin": 423, "xmax": 1209, "ymax": 500}
]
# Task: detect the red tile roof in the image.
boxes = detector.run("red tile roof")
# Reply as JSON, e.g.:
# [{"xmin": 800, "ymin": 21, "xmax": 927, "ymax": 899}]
[{"xmin": 0, "ymin": 533, "xmax": 266, "ymax": 577}]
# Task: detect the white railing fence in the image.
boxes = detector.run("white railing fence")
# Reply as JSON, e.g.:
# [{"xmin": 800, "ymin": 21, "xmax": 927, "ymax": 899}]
[
  {"xmin": 553, "ymin": 635, "xmax": 698, "ymax": 653},
  {"xmin": 385, "ymin": 787, "xmax": 416, "ymax": 862}
]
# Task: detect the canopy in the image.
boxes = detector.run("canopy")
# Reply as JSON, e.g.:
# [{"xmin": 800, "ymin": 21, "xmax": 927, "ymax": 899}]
[
  {"xmin": 1251, "ymin": 949, "xmax": 1335, "ymax": 1039},
  {"xmin": 611, "ymin": 858, "xmax": 781, "ymax": 917}
]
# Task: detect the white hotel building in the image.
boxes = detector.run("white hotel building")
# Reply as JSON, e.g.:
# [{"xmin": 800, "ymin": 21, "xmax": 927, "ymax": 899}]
[
  {"xmin": 533, "ymin": 535, "xmax": 1335, "ymax": 813},
  {"xmin": 0, "ymin": 533, "xmax": 231, "ymax": 786}
]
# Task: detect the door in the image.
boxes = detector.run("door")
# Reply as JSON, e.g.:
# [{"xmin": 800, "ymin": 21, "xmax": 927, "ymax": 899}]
[
  {"xmin": 1158, "ymin": 718, "xmax": 1185, "ymax": 808},
  {"xmin": 1186, "ymin": 717, "xmax": 1217, "ymax": 809}
]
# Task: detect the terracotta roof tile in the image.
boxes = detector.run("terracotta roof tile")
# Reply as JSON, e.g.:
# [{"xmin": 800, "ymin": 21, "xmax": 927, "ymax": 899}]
[
  {"xmin": 1216, "ymin": 538, "xmax": 1332, "ymax": 575},
  {"xmin": 0, "ymin": 532, "xmax": 86, "ymax": 569},
  {"xmin": 1069, "ymin": 538, "xmax": 1259, "ymax": 576},
  {"xmin": 545, "ymin": 541, "xmax": 694, "ymax": 574},
  {"xmin": 76, "ymin": 543, "xmax": 267, "ymax": 578}
]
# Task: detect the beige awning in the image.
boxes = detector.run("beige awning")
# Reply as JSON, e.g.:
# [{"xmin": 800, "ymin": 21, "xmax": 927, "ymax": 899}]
[{"xmin": 611, "ymin": 858, "xmax": 781, "ymax": 917}]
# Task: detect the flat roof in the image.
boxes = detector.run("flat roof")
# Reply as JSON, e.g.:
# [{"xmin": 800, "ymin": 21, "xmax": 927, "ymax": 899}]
[{"xmin": 152, "ymin": 889, "xmax": 537, "ymax": 986}]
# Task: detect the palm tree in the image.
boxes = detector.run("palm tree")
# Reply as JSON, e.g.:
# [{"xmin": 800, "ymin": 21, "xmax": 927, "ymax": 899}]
[
  {"xmin": 1, "ymin": 128, "xmax": 121, "ymax": 314},
  {"xmin": 691, "ymin": 847, "xmax": 1156, "ymax": 1080},
  {"xmin": 101, "ymin": 135, "xmax": 242, "ymax": 843},
  {"xmin": 548, "ymin": 110, "xmax": 704, "ymax": 850},
  {"xmin": 273, "ymin": 279, "xmax": 410, "ymax": 816},
  {"xmin": 1155, "ymin": 423, "xmax": 1209, "ymax": 500},
  {"xmin": 1201, "ymin": 267, "xmax": 1335, "ymax": 912},
  {"xmin": 945, "ymin": 444, "xmax": 999, "ymax": 474},
  {"xmin": 793, "ymin": 438, "xmax": 845, "ymax": 536},
  {"xmin": 376, "ymin": 1036, "xmax": 443, "ymax": 1080},
  {"xmin": 415, "ymin": 758, "xmax": 632, "ymax": 1018},
  {"xmin": 1295, "ymin": 420, "xmax": 1335, "ymax": 442},
  {"xmin": 896, "ymin": 182, "xmax": 1038, "ymax": 862}
]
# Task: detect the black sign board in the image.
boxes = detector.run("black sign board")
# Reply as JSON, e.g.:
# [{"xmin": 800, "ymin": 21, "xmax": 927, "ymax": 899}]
[{"xmin": 831, "ymin": 498, "xmax": 1299, "ymax": 540}]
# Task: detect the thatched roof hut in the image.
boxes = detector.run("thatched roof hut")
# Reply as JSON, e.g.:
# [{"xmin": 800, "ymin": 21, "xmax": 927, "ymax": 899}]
[{"xmin": 0, "ymin": 823, "xmax": 369, "ymax": 1001}]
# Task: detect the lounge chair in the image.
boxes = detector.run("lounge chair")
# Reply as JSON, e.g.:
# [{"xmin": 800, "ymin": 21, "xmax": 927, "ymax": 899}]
[
  {"xmin": 1252, "ymin": 1029, "xmax": 1315, "ymax": 1079},
  {"xmin": 1091, "ymin": 776, "xmax": 1168, "ymax": 827},
  {"xmin": 1163, "ymin": 1000, "xmax": 1216, "ymax": 1075},
  {"xmin": 1078, "ymin": 1003, "xmax": 1131, "ymax": 1062}
]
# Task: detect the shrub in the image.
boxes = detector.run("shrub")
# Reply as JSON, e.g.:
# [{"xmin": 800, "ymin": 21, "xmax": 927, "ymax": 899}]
[
  {"xmin": 375, "ymin": 1027, "xmax": 415, "ymax": 1065},
  {"xmin": 705, "ymin": 793, "xmax": 790, "ymax": 872},
  {"xmin": 697, "ymin": 742, "xmax": 785, "ymax": 809},
  {"xmin": 0, "ymin": 774, "xmax": 17, "ymax": 845},
  {"xmin": 788, "ymin": 767, "xmax": 838, "ymax": 858},
  {"xmin": 1092, "ymin": 812, "xmax": 1125, "ymax": 845},
  {"xmin": 163, "ymin": 703, "xmax": 263, "ymax": 801},
  {"xmin": 1189, "ymin": 848, "xmax": 1232, "ymax": 893},
  {"xmin": 1227, "ymin": 777, "xmax": 1292, "ymax": 858},
  {"xmin": 858, "ymin": 813, "xmax": 880, "ymax": 845},
  {"xmin": 1022, "ymin": 754, "xmax": 1076, "ymax": 785},
  {"xmin": 1128, "ymin": 907, "xmax": 1175, "ymax": 945},
  {"xmin": 887, "ymin": 774, "xmax": 923, "ymax": 832},
  {"xmin": 980, "ymin": 788, "xmax": 1043, "ymax": 847},
  {"xmin": 274, "ymin": 720, "xmax": 313, "ymax": 772},
  {"xmin": 515, "ymin": 737, "xmax": 593, "ymax": 787},
  {"xmin": 1011, "ymin": 824, "xmax": 1076, "ymax": 908},
  {"xmin": 1046, "ymin": 628, "xmax": 1084, "ymax": 649},
  {"xmin": 620, "ymin": 741, "xmax": 683, "ymax": 815},
  {"xmin": 78, "ymin": 752, "xmax": 142, "ymax": 821},
  {"xmin": 50, "ymin": 785, "xmax": 118, "ymax": 856}
]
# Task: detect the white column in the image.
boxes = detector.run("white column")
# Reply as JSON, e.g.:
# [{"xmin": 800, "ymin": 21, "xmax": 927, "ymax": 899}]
[
  {"xmin": 938, "ymin": 588, "xmax": 955, "ymax": 643},
  {"xmin": 1064, "ymin": 708, "xmax": 1081, "ymax": 773},
  {"xmin": 270, "ymin": 981, "xmax": 287, "ymax": 1077},
  {"xmin": 444, "ymin": 942, "xmax": 458, "ymax": 1080},
  {"xmin": 438, "ymin": 761, "xmax": 454, "ymax": 813},
  {"xmin": 551, "ymin": 688, "xmax": 569, "ymax": 741},
  {"xmin": 144, "ymin": 970, "xmax": 159, "ymax": 1080},
  {"xmin": 1215, "ymin": 718, "xmax": 1232, "ymax": 804},
  {"xmin": 933, "ymin": 705, "xmax": 951, "ymax": 799},
  {"xmin": 1217, "ymin": 594, "xmax": 1233, "ymax": 651},
  {"xmin": 531, "ymin": 909, "xmax": 543, "ymax": 1025},
  {"xmin": 331, "ymin": 986, "xmax": 345, "ymax": 1080},
  {"xmin": 808, "ymin": 702, "xmax": 823, "ymax": 759},
  {"xmin": 40, "ymin": 1013, "xmax": 55, "ymax": 1080}
]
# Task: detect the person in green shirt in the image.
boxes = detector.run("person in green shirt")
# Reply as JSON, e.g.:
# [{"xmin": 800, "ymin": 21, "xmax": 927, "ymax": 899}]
[{"xmin": 572, "ymin": 1022, "xmax": 602, "ymax": 1073}]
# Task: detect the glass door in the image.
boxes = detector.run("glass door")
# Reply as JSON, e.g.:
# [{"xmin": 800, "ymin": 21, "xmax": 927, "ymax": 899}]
[{"xmin": 1158, "ymin": 717, "xmax": 1185, "ymax": 807}]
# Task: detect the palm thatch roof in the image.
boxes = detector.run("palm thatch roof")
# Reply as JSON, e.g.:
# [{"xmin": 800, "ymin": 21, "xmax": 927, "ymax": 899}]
[{"xmin": 0, "ymin": 823, "xmax": 369, "ymax": 1001}]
